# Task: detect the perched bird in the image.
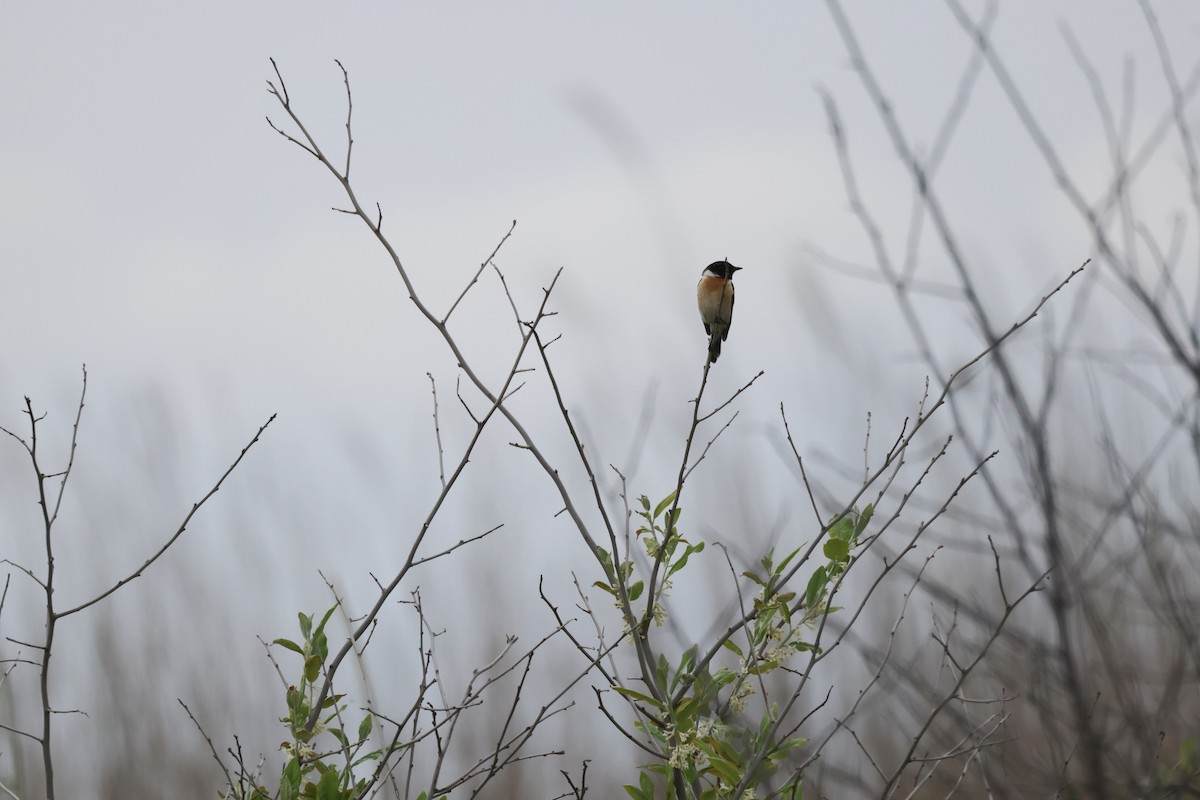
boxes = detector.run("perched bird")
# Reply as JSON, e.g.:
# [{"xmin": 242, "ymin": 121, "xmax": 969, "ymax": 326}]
[{"xmin": 697, "ymin": 260, "xmax": 741, "ymax": 363}]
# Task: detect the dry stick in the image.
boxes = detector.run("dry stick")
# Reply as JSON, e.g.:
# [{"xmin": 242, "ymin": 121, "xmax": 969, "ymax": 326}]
[
  {"xmin": 1069, "ymin": 385, "xmax": 1198, "ymax": 580},
  {"xmin": 179, "ymin": 700, "xmax": 235, "ymax": 790},
  {"xmin": 1138, "ymin": 0, "xmax": 1200, "ymax": 354},
  {"xmin": 714, "ymin": 543, "xmax": 773, "ymax": 716},
  {"xmin": 546, "ymin": 575, "xmax": 625, "ymax": 702},
  {"xmin": 47, "ymin": 365, "xmax": 87, "ymax": 528},
  {"xmin": 308, "ymin": 274, "xmax": 555, "ymax": 732},
  {"xmin": 671, "ymin": 261, "xmax": 1083, "ymax": 718},
  {"xmin": 1075, "ymin": 52, "xmax": 1200, "ymax": 350},
  {"xmin": 944, "ymin": 0, "xmax": 1200, "ymax": 389},
  {"xmin": 0, "ymin": 573, "xmax": 9, "ymax": 645},
  {"xmin": 265, "ymin": 61, "xmax": 613, "ymax": 731},
  {"xmin": 409, "ymin": 522, "xmax": 505, "ymax": 568},
  {"xmin": 778, "ymin": 264, "xmax": 1080, "ymax": 592},
  {"xmin": 424, "ymin": 634, "xmax": 521, "ymax": 797},
  {"xmin": 816, "ymin": 89, "xmax": 1038, "ymax": 572},
  {"xmin": 630, "ymin": 357, "xmax": 725, "ymax": 800},
  {"xmin": 0, "ymin": 389, "xmax": 80, "ymax": 800},
  {"xmin": 727, "ymin": 441, "xmax": 980, "ymax": 799},
  {"xmin": 700, "ymin": 263, "xmax": 1080, "ymax": 796},
  {"xmin": 899, "ymin": 0, "xmax": 996, "ymax": 285},
  {"xmin": 879, "ymin": 571, "xmax": 1050, "ymax": 800},
  {"xmin": 526, "ymin": 274, "xmax": 760, "ymax": 709},
  {"xmin": 827, "ymin": 4, "xmax": 1109, "ymax": 793},
  {"xmin": 1139, "ymin": 222, "xmax": 1198, "ymax": 354},
  {"xmin": 682, "ymin": 410, "xmax": 738, "ymax": 482},
  {"xmin": 256, "ymin": 635, "xmax": 289, "ymax": 688},
  {"xmin": 797, "ymin": 438, "xmax": 963, "ymax": 688},
  {"xmin": 430, "ymin": 633, "xmax": 620, "ymax": 799},
  {"xmin": 427, "ymin": 373, "xmax": 447, "ymax": 490},
  {"xmin": 1139, "ymin": 0, "xmax": 1200, "ymax": 275},
  {"xmin": 444, "ymin": 219, "xmax": 517, "ymax": 324},
  {"xmin": 896, "ymin": 711, "xmax": 1010, "ymax": 800},
  {"xmin": 0, "ymin": 373, "xmax": 273, "ymax": 800},
  {"xmin": 795, "ymin": 550, "xmax": 941, "ymax": 777},
  {"xmin": 641, "ymin": 358, "xmax": 715, "ymax": 648},
  {"xmin": 524, "ymin": 302, "xmax": 656, "ymax": 687},
  {"xmin": 1053, "ymin": 23, "xmax": 1141, "ymax": 411},
  {"xmin": 781, "ymin": 407, "xmax": 825, "ymax": 528},
  {"xmin": 939, "ymin": 6, "xmax": 1200, "ymax": 795},
  {"xmin": 59, "ymin": 413, "xmax": 276, "ymax": 618},
  {"xmin": 317, "ymin": 575, "xmax": 370, "ymax": 775},
  {"xmin": 546, "ymin": 572, "xmax": 655, "ymax": 743},
  {"xmin": 827, "ymin": 0, "xmax": 1059, "ymax": 552}
]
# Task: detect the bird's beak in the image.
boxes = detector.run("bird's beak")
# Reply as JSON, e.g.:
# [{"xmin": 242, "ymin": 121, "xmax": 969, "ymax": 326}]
[{"xmin": 731, "ymin": 266, "xmax": 743, "ymax": 273}]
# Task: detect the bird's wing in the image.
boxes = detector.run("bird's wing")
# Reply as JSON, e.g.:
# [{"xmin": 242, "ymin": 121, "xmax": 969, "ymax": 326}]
[{"xmin": 722, "ymin": 283, "xmax": 735, "ymax": 341}]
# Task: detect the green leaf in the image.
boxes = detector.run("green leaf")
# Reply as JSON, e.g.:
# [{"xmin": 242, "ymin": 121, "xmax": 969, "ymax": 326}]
[
  {"xmin": 672, "ymin": 646, "xmax": 697, "ymax": 691},
  {"xmin": 775, "ymin": 544, "xmax": 803, "ymax": 574},
  {"xmin": 624, "ymin": 769, "xmax": 657, "ymax": 800},
  {"xmin": 742, "ymin": 569, "xmax": 765, "ymax": 587},
  {"xmin": 315, "ymin": 606, "xmax": 337, "ymax": 635},
  {"xmin": 778, "ymin": 598, "xmax": 794, "ymax": 625},
  {"xmin": 829, "ymin": 515, "xmax": 854, "ymax": 542},
  {"xmin": 286, "ymin": 685, "xmax": 304, "ymax": 716},
  {"xmin": 655, "ymin": 653, "xmax": 670, "ymax": 693},
  {"xmin": 805, "ymin": 566, "xmax": 828, "ymax": 608},
  {"xmin": 595, "ymin": 546, "xmax": 613, "ymax": 570},
  {"xmin": 823, "ymin": 538, "xmax": 850, "ymax": 562},
  {"xmin": 280, "ymin": 757, "xmax": 302, "ymax": 800},
  {"xmin": 640, "ymin": 770, "xmax": 655, "ymax": 798},
  {"xmin": 298, "ymin": 612, "xmax": 312, "ymax": 640},
  {"xmin": 628, "ymin": 580, "xmax": 645, "ymax": 602},
  {"xmin": 704, "ymin": 754, "xmax": 742, "ymax": 785},
  {"xmin": 713, "ymin": 667, "xmax": 738, "ymax": 686},
  {"xmin": 762, "ymin": 550, "xmax": 777, "ymax": 573},
  {"xmin": 274, "ymin": 638, "xmax": 304, "ymax": 656},
  {"xmin": 314, "ymin": 771, "xmax": 340, "ymax": 800},
  {"xmin": 653, "ymin": 492, "xmax": 676, "ymax": 520},
  {"xmin": 591, "ymin": 580, "xmax": 615, "ymax": 595},
  {"xmin": 854, "ymin": 503, "xmax": 874, "ymax": 536},
  {"xmin": 304, "ymin": 654, "xmax": 323, "ymax": 683},
  {"xmin": 612, "ymin": 685, "xmax": 662, "ymax": 708},
  {"xmin": 674, "ymin": 695, "xmax": 701, "ymax": 728},
  {"xmin": 668, "ymin": 542, "xmax": 705, "ymax": 577},
  {"xmin": 774, "ymin": 736, "xmax": 808, "ymax": 756},
  {"xmin": 358, "ymin": 714, "xmax": 373, "ymax": 742},
  {"xmin": 722, "ymin": 639, "xmax": 744, "ymax": 658}
]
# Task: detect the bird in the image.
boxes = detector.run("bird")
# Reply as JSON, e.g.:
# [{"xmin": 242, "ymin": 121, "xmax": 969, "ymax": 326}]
[{"xmin": 696, "ymin": 260, "xmax": 741, "ymax": 364}]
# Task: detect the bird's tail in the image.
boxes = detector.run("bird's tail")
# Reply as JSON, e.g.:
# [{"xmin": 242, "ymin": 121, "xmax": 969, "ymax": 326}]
[{"xmin": 708, "ymin": 333, "xmax": 721, "ymax": 363}]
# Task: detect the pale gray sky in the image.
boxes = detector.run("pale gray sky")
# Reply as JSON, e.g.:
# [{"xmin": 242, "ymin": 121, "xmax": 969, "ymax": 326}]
[{"xmin": 2, "ymin": 2, "xmax": 1199, "ymax": 796}]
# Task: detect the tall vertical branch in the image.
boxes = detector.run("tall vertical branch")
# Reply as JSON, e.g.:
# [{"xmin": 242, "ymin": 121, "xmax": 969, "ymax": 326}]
[{"xmin": 0, "ymin": 371, "xmax": 271, "ymax": 799}]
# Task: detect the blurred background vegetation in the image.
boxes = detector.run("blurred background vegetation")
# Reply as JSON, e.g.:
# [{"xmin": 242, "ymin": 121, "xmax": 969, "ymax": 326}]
[{"xmin": 3, "ymin": 2, "xmax": 1200, "ymax": 798}]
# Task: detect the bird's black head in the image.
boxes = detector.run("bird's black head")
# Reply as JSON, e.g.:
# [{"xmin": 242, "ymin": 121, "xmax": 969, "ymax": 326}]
[{"xmin": 705, "ymin": 260, "xmax": 741, "ymax": 279}]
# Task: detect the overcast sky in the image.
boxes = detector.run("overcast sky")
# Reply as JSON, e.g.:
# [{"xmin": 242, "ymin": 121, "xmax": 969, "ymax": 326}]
[
  {"xmin": 3, "ymin": 3, "xmax": 1200, "ymax": 794},
  {"xmin": 4, "ymin": 0, "xmax": 1199, "ymax": 683},
  {"xmin": 5, "ymin": 2, "xmax": 1195, "ymax": 399}
]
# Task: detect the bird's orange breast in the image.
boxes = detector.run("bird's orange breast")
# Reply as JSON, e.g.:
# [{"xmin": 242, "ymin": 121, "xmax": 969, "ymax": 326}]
[{"xmin": 697, "ymin": 275, "xmax": 734, "ymax": 326}]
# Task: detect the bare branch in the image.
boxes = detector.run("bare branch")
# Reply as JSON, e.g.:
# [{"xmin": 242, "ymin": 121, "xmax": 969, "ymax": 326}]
[{"xmin": 59, "ymin": 414, "xmax": 277, "ymax": 618}]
